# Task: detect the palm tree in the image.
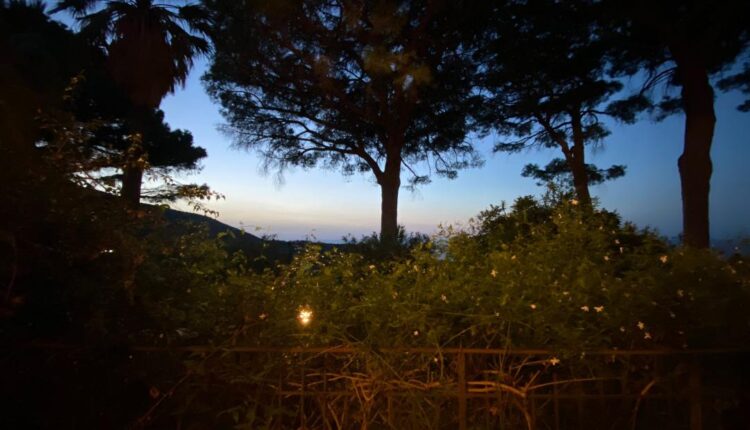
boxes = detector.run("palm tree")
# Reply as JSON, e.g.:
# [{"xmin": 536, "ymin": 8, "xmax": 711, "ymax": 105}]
[{"xmin": 53, "ymin": 0, "xmax": 210, "ymax": 206}]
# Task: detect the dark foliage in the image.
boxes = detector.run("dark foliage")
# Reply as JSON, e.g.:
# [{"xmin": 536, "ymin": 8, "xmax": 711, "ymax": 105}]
[
  {"xmin": 203, "ymin": 0, "xmax": 486, "ymax": 243},
  {"xmin": 477, "ymin": 0, "xmax": 632, "ymax": 207},
  {"xmin": 522, "ymin": 158, "xmax": 626, "ymax": 188},
  {"xmin": 604, "ymin": 0, "xmax": 750, "ymax": 248}
]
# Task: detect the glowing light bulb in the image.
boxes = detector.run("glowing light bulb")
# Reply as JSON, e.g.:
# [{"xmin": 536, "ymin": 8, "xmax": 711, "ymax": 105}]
[{"xmin": 297, "ymin": 306, "xmax": 313, "ymax": 326}]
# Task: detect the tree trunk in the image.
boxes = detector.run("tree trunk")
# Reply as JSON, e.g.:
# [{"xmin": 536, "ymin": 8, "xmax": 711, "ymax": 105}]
[
  {"xmin": 569, "ymin": 157, "xmax": 592, "ymax": 207},
  {"xmin": 121, "ymin": 110, "xmax": 149, "ymax": 209},
  {"xmin": 672, "ymin": 46, "xmax": 715, "ymax": 249},
  {"xmin": 568, "ymin": 111, "xmax": 592, "ymax": 207},
  {"xmin": 121, "ymin": 163, "xmax": 143, "ymax": 208},
  {"xmin": 378, "ymin": 152, "xmax": 401, "ymax": 247}
]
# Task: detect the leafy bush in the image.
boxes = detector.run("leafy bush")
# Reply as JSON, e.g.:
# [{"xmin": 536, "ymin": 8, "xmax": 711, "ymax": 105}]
[
  {"xmin": 228, "ymin": 197, "xmax": 749, "ymax": 353},
  {"xmin": 5, "ymin": 194, "xmax": 748, "ymax": 428}
]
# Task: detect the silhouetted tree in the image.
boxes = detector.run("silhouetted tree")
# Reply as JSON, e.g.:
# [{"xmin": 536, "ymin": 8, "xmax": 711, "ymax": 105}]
[
  {"xmin": 1, "ymin": 2, "xmax": 210, "ymax": 316},
  {"xmin": 53, "ymin": 0, "xmax": 210, "ymax": 206},
  {"xmin": 718, "ymin": 62, "xmax": 750, "ymax": 112},
  {"xmin": 60, "ymin": 58, "xmax": 208, "ymax": 195},
  {"xmin": 522, "ymin": 158, "xmax": 625, "ymax": 192},
  {"xmin": 82, "ymin": 108, "xmax": 208, "ymax": 197},
  {"xmin": 1, "ymin": 0, "xmax": 89, "ymax": 155},
  {"xmin": 0, "ymin": 0, "xmax": 130, "ymax": 318},
  {"xmin": 203, "ymin": 0, "xmax": 485, "ymax": 246},
  {"xmin": 478, "ymin": 0, "xmax": 634, "ymax": 207},
  {"xmin": 606, "ymin": 0, "xmax": 750, "ymax": 248}
]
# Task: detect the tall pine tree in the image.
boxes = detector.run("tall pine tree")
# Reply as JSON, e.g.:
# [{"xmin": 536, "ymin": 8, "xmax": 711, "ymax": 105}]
[
  {"xmin": 203, "ymin": 0, "xmax": 485, "ymax": 245},
  {"xmin": 606, "ymin": 0, "xmax": 750, "ymax": 248},
  {"xmin": 478, "ymin": 0, "xmax": 635, "ymax": 207}
]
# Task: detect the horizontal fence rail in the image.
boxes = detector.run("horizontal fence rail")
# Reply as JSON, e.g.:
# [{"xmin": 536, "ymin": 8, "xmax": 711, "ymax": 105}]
[{"xmin": 21, "ymin": 342, "xmax": 750, "ymax": 355}]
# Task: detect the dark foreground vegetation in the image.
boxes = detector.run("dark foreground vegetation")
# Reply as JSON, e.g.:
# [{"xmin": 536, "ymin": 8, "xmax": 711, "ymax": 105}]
[
  {"xmin": 2, "ymin": 0, "xmax": 750, "ymax": 428},
  {"xmin": 2, "ymin": 190, "xmax": 749, "ymax": 428}
]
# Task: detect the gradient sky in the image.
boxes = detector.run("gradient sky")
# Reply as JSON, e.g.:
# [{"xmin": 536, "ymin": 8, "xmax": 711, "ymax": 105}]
[
  {"xmin": 48, "ymin": 5, "xmax": 750, "ymax": 243},
  {"xmin": 159, "ymin": 58, "xmax": 750, "ymax": 242}
]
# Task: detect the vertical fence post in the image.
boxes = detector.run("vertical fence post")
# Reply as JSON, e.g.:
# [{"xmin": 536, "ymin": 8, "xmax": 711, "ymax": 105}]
[
  {"xmin": 458, "ymin": 350, "xmax": 467, "ymax": 430},
  {"xmin": 276, "ymin": 353, "xmax": 283, "ymax": 430},
  {"xmin": 300, "ymin": 354, "xmax": 307, "ymax": 429},
  {"xmin": 553, "ymin": 373, "xmax": 560, "ymax": 430},
  {"xmin": 322, "ymin": 354, "xmax": 329, "ymax": 429},
  {"xmin": 689, "ymin": 357, "xmax": 702, "ymax": 430}
]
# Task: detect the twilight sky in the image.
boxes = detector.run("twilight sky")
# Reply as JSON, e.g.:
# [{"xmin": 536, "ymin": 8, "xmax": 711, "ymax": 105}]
[
  {"xmin": 157, "ymin": 58, "xmax": 749, "ymax": 242},
  {"xmin": 46, "ymin": 2, "xmax": 750, "ymax": 244},
  {"xmin": 159, "ymin": 58, "xmax": 750, "ymax": 243}
]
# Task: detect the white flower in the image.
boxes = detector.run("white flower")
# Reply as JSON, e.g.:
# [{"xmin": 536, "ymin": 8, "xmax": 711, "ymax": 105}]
[
  {"xmin": 259, "ymin": 313, "xmax": 268, "ymax": 320},
  {"xmin": 619, "ymin": 326, "xmax": 626, "ymax": 333},
  {"xmin": 530, "ymin": 304, "xmax": 537, "ymax": 310},
  {"xmin": 603, "ymin": 255, "xmax": 610, "ymax": 262},
  {"xmin": 570, "ymin": 199, "xmax": 579, "ymax": 206},
  {"xmin": 369, "ymin": 265, "xmax": 376, "ymax": 270},
  {"xmin": 637, "ymin": 321, "xmax": 645, "ymax": 330},
  {"xmin": 413, "ymin": 330, "xmax": 420, "ymax": 336},
  {"xmin": 643, "ymin": 332, "xmax": 652, "ymax": 340},
  {"xmin": 594, "ymin": 306, "xmax": 604, "ymax": 313},
  {"xmin": 440, "ymin": 294, "xmax": 448, "ymax": 303},
  {"xmin": 549, "ymin": 357, "xmax": 561, "ymax": 366},
  {"xmin": 580, "ymin": 305, "xmax": 590, "ymax": 312},
  {"xmin": 659, "ymin": 255, "xmax": 669, "ymax": 264},
  {"xmin": 490, "ymin": 269, "xmax": 498, "ymax": 278}
]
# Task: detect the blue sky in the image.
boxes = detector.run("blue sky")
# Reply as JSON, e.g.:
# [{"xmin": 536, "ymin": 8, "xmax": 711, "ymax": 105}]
[
  {"xmin": 161, "ymin": 58, "xmax": 750, "ymax": 242},
  {"xmin": 47, "ymin": 4, "xmax": 749, "ymax": 243}
]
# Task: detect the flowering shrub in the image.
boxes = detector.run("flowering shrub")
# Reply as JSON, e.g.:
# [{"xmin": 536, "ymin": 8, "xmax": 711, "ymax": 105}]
[
  {"xmin": 140, "ymin": 197, "xmax": 749, "ymax": 428},
  {"xmin": 7, "ymin": 198, "xmax": 747, "ymax": 428},
  {"xmin": 231, "ymin": 197, "xmax": 749, "ymax": 354}
]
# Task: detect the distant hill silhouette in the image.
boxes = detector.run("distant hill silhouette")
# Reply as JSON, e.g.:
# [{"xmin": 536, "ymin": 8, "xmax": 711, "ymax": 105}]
[{"xmin": 163, "ymin": 208, "xmax": 335, "ymax": 264}]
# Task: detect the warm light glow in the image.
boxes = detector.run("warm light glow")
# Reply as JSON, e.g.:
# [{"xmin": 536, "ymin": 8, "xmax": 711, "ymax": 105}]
[{"xmin": 297, "ymin": 306, "xmax": 313, "ymax": 326}]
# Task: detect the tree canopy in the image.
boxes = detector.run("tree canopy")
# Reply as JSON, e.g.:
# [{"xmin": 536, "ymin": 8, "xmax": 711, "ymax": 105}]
[
  {"xmin": 604, "ymin": 0, "xmax": 750, "ymax": 247},
  {"xmin": 54, "ymin": 0, "xmax": 210, "ymax": 109},
  {"xmin": 203, "ymin": 0, "xmax": 486, "ymax": 244},
  {"xmin": 477, "ymin": 0, "xmax": 636, "ymax": 207},
  {"xmin": 54, "ymin": 0, "xmax": 211, "ymax": 206}
]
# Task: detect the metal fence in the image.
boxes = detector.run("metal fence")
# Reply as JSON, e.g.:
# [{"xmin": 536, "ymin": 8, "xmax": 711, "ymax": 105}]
[{"xmin": 114, "ymin": 345, "xmax": 748, "ymax": 430}]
